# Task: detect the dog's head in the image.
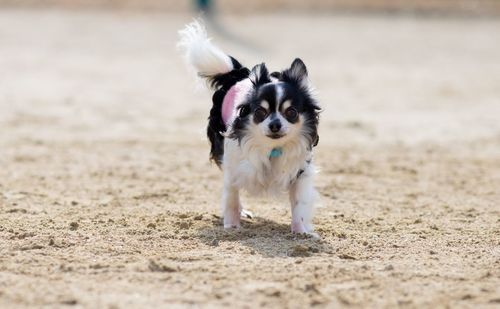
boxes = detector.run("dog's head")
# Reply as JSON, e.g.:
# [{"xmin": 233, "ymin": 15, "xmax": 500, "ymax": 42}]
[{"xmin": 230, "ymin": 58, "xmax": 320, "ymax": 149}]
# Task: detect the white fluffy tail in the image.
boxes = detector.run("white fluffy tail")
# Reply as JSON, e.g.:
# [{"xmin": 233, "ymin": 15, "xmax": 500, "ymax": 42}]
[{"xmin": 177, "ymin": 20, "xmax": 234, "ymax": 78}]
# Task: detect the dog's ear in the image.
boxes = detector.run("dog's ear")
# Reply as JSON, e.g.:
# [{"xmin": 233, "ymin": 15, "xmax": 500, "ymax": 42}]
[
  {"xmin": 249, "ymin": 63, "xmax": 271, "ymax": 87},
  {"xmin": 282, "ymin": 58, "xmax": 308, "ymax": 88}
]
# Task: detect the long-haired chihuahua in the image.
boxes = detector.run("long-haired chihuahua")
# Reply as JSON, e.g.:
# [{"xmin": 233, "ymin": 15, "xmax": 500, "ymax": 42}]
[{"xmin": 178, "ymin": 21, "xmax": 321, "ymax": 236}]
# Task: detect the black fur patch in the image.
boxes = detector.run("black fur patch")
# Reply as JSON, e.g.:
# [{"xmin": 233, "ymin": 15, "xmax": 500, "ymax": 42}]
[
  {"xmin": 228, "ymin": 106, "xmax": 250, "ymax": 145},
  {"xmin": 206, "ymin": 56, "xmax": 250, "ymax": 167},
  {"xmin": 229, "ymin": 63, "xmax": 272, "ymax": 144},
  {"xmin": 249, "ymin": 63, "xmax": 271, "ymax": 87}
]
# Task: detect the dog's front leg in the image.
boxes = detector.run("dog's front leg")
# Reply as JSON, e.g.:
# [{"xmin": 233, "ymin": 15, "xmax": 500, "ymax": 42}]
[
  {"xmin": 289, "ymin": 173, "xmax": 317, "ymax": 236},
  {"xmin": 222, "ymin": 184, "xmax": 241, "ymax": 229}
]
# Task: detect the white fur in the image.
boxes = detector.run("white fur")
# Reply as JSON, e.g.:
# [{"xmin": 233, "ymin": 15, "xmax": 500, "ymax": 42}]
[
  {"xmin": 289, "ymin": 168, "xmax": 318, "ymax": 234},
  {"xmin": 177, "ymin": 20, "xmax": 234, "ymax": 78},
  {"xmin": 275, "ymin": 83, "xmax": 284, "ymax": 104},
  {"xmin": 222, "ymin": 113, "xmax": 319, "ymax": 234},
  {"xmin": 224, "ymin": 129, "xmax": 311, "ymax": 195}
]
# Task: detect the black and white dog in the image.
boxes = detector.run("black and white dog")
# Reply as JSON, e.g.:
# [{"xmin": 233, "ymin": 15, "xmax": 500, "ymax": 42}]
[{"xmin": 178, "ymin": 21, "xmax": 321, "ymax": 235}]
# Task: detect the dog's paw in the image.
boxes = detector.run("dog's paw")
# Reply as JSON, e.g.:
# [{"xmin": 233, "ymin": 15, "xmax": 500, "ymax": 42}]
[
  {"xmin": 240, "ymin": 209, "xmax": 253, "ymax": 219},
  {"xmin": 291, "ymin": 220, "xmax": 320, "ymax": 239},
  {"xmin": 292, "ymin": 230, "xmax": 320, "ymax": 239},
  {"xmin": 291, "ymin": 219, "xmax": 308, "ymax": 233},
  {"xmin": 223, "ymin": 211, "xmax": 241, "ymax": 229},
  {"xmin": 302, "ymin": 231, "xmax": 320, "ymax": 239},
  {"xmin": 223, "ymin": 222, "xmax": 241, "ymax": 229}
]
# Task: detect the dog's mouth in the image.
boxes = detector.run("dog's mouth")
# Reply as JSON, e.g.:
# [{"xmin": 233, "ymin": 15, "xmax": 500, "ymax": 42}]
[{"xmin": 267, "ymin": 133, "xmax": 285, "ymax": 139}]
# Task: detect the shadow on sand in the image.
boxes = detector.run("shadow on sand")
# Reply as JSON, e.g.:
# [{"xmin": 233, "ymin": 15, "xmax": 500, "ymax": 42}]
[{"xmin": 195, "ymin": 215, "xmax": 333, "ymax": 258}]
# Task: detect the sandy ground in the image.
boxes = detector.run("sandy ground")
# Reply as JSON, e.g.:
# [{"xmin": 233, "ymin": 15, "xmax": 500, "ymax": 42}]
[{"xmin": 0, "ymin": 9, "xmax": 499, "ymax": 308}]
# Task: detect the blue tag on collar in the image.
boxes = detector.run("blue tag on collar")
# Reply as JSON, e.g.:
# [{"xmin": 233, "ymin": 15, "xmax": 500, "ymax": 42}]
[{"xmin": 269, "ymin": 147, "xmax": 283, "ymax": 158}]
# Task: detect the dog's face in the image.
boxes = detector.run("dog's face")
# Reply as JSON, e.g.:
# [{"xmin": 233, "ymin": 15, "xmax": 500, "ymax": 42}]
[
  {"xmin": 250, "ymin": 83, "xmax": 304, "ymax": 142},
  {"xmin": 231, "ymin": 59, "xmax": 320, "ymax": 148}
]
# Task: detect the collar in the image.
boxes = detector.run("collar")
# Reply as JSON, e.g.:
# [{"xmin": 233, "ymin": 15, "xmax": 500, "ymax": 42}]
[{"xmin": 269, "ymin": 147, "xmax": 283, "ymax": 158}]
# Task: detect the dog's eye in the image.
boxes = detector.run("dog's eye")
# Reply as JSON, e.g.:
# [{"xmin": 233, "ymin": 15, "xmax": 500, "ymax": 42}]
[
  {"xmin": 254, "ymin": 108, "xmax": 268, "ymax": 121},
  {"xmin": 284, "ymin": 107, "xmax": 298, "ymax": 121},
  {"xmin": 239, "ymin": 105, "xmax": 250, "ymax": 117}
]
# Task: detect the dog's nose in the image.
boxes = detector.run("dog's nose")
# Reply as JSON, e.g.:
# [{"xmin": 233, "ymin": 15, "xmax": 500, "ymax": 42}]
[{"xmin": 269, "ymin": 119, "xmax": 282, "ymax": 133}]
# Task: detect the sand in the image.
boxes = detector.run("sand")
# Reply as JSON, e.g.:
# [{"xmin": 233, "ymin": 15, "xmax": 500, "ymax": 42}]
[{"xmin": 0, "ymin": 9, "xmax": 499, "ymax": 308}]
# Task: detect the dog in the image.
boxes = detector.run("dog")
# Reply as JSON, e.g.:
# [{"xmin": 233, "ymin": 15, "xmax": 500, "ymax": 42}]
[{"xmin": 178, "ymin": 21, "xmax": 321, "ymax": 235}]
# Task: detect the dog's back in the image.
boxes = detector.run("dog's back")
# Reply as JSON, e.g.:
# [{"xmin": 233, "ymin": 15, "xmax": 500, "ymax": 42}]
[{"xmin": 178, "ymin": 20, "xmax": 249, "ymax": 166}]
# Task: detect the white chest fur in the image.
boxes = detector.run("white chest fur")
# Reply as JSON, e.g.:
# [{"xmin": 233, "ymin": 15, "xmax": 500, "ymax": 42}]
[{"xmin": 223, "ymin": 137, "xmax": 313, "ymax": 195}]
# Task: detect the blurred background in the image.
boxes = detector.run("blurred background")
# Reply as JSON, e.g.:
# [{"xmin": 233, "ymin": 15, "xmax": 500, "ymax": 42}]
[
  {"xmin": 1, "ymin": 0, "xmax": 499, "ymax": 146},
  {"xmin": 3, "ymin": 0, "xmax": 500, "ymax": 14}
]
